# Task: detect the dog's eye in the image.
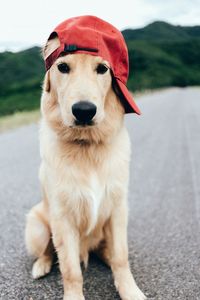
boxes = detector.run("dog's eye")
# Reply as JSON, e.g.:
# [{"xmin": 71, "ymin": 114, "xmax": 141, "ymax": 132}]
[
  {"xmin": 57, "ymin": 63, "xmax": 70, "ymax": 74},
  {"xmin": 96, "ymin": 64, "xmax": 108, "ymax": 74}
]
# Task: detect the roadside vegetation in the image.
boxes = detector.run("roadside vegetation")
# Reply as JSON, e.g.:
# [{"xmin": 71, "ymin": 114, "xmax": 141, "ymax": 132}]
[{"xmin": 0, "ymin": 110, "xmax": 40, "ymax": 132}]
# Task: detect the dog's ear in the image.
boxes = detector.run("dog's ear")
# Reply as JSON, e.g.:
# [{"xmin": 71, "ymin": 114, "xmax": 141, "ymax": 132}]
[
  {"xmin": 112, "ymin": 78, "xmax": 127, "ymax": 114},
  {"xmin": 42, "ymin": 32, "xmax": 60, "ymax": 93},
  {"xmin": 43, "ymin": 70, "xmax": 51, "ymax": 92},
  {"xmin": 42, "ymin": 32, "xmax": 60, "ymax": 60}
]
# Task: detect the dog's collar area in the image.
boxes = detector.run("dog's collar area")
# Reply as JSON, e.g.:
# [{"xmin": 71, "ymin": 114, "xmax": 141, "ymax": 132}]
[{"xmin": 64, "ymin": 44, "xmax": 98, "ymax": 53}]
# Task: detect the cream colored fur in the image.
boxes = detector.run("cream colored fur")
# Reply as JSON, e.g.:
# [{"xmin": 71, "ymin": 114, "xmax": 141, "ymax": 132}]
[{"xmin": 25, "ymin": 37, "xmax": 146, "ymax": 300}]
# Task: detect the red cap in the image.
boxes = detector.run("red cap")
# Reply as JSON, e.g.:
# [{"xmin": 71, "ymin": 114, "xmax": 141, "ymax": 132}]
[{"xmin": 44, "ymin": 15, "xmax": 141, "ymax": 114}]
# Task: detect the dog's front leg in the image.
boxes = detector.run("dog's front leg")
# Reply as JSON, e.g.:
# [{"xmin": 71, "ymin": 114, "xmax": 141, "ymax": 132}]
[
  {"xmin": 51, "ymin": 216, "xmax": 84, "ymax": 300},
  {"xmin": 109, "ymin": 201, "xmax": 146, "ymax": 300}
]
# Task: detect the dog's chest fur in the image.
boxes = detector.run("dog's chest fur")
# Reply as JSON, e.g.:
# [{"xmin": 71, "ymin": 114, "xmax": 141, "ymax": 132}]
[
  {"xmin": 40, "ymin": 124, "xmax": 130, "ymax": 235},
  {"xmin": 62, "ymin": 166, "xmax": 106, "ymax": 235}
]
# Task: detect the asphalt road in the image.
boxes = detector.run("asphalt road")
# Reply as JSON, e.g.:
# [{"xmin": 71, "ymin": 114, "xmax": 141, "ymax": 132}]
[{"xmin": 0, "ymin": 87, "xmax": 200, "ymax": 300}]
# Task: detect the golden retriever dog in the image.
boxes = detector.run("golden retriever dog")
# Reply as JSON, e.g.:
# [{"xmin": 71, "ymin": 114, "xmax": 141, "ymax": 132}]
[{"xmin": 25, "ymin": 32, "xmax": 146, "ymax": 300}]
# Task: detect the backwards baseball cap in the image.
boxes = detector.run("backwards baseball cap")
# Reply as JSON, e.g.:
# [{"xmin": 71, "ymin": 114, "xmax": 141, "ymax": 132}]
[{"xmin": 44, "ymin": 15, "xmax": 141, "ymax": 114}]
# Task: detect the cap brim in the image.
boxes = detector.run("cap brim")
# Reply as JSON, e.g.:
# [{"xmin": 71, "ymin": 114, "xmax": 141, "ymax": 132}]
[{"xmin": 115, "ymin": 78, "xmax": 141, "ymax": 114}]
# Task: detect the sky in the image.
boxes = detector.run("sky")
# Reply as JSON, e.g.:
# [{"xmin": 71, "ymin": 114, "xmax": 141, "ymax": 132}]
[{"xmin": 0, "ymin": 0, "xmax": 200, "ymax": 51}]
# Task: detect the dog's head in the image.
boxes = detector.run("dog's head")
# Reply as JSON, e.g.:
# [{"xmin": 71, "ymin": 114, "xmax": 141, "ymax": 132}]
[{"xmin": 41, "ymin": 35, "xmax": 125, "ymax": 144}]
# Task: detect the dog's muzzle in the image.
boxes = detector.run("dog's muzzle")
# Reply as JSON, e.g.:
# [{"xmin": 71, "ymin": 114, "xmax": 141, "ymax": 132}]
[{"xmin": 72, "ymin": 101, "xmax": 97, "ymax": 126}]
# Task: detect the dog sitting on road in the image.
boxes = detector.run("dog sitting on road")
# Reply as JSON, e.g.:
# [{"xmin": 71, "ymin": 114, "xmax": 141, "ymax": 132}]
[{"xmin": 25, "ymin": 15, "xmax": 145, "ymax": 300}]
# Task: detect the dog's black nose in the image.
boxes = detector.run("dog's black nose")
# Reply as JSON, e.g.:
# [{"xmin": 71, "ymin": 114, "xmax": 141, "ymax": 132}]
[{"xmin": 72, "ymin": 101, "xmax": 97, "ymax": 124}]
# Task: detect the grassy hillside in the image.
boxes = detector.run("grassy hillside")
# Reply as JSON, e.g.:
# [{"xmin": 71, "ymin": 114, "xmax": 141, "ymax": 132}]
[
  {"xmin": 122, "ymin": 21, "xmax": 200, "ymax": 41},
  {"xmin": 0, "ymin": 47, "xmax": 43, "ymax": 116},
  {"xmin": 123, "ymin": 21, "xmax": 200, "ymax": 91},
  {"xmin": 0, "ymin": 21, "xmax": 200, "ymax": 116}
]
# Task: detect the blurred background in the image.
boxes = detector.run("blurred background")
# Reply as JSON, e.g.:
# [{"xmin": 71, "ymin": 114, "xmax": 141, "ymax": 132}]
[{"xmin": 0, "ymin": 0, "xmax": 200, "ymax": 121}]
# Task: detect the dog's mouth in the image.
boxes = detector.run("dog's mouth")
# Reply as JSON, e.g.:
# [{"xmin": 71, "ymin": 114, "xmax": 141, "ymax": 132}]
[
  {"xmin": 69, "ymin": 120, "xmax": 96, "ymax": 129},
  {"xmin": 73, "ymin": 120, "xmax": 95, "ymax": 127}
]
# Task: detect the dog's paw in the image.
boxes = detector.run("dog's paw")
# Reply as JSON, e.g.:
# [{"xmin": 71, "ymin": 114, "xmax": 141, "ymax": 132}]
[
  {"xmin": 119, "ymin": 286, "xmax": 146, "ymax": 300},
  {"xmin": 32, "ymin": 256, "xmax": 52, "ymax": 279},
  {"xmin": 63, "ymin": 292, "xmax": 85, "ymax": 300},
  {"xmin": 115, "ymin": 277, "xmax": 146, "ymax": 300},
  {"xmin": 114, "ymin": 267, "xmax": 147, "ymax": 300},
  {"xmin": 123, "ymin": 288, "xmax": 146, "ymax": 300}
]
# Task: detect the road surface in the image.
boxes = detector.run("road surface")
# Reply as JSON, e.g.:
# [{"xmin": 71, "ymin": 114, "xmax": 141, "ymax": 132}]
[{"xmin": 0, "ymin": 87, "xmax": 200, "ymax": 300}]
